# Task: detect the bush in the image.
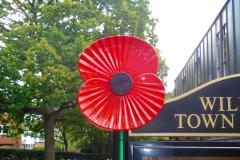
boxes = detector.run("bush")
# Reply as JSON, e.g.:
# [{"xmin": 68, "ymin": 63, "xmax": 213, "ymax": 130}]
[{"xmin": 0, "ymin": 149, "xmax": 108, "ymax": 160}]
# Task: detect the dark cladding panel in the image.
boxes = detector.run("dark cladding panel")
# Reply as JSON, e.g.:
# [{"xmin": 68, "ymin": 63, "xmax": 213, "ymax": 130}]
[
  {"xmin": 216, "ymin": 16, "xmax": 223, "ymax": 78},
  {"xmin": 192, "ymin": 54, "xmax": 195, "ymax": 88},
  {"xmin": 186, "ymin": 63, "xmax": 189, "ymax": 91},
  {"xmin": 191, "ymin": 55, "xmax": 194, "ymax": 89},
  {"xmin": 176, "ymin": 78, "xmax": 179, "ymax": 95},
  {"xmin": 174, "ymin": 0, "xmax": 240, "ymax": 96},
  {"xmin": 181, "ymin": 71, "xmax": 185, "ymax": 93},
  {"xmin": 233, "ymin": 0, "xmax": 240, "ymax": 73},
  {"xmin": 178, "ymin": 76, "xmax": 181, "ymax": 95},
  {"xmin": 193, "ymin": 52, "xmax": 196, "ymax": 87},
  {"xmin": 174, "ymin": 81, "xmax": 176, "ymax": 95},
  {"xmin": 201, "ymin": 42, "xmax": 205, "ymax": 83},
  {"xmin": 174, "ymin": 80, "xmax": 177, "ymax": 95},
  {"xmin": 175, "ymin": 0, "xmax": 240, "ymax": 95},
  {"xmin": 212, "ymin": 22, "xmax": 218, "ymax": 79},
  {"xmin": 187, "ymin": 61, "xmax": 191, "ymax": 91},
  {"xmin": 178, "ymin": 75, "xmax": 181, "ymax": 94},
  {"xmin": 208, "ymin": 29, "xmax": 213, "ymax": 81},
  {"xmin": 204, "ymin": 36, "xmax": 209, "ymax": 82},
  {"xmin": 197, "ymin": 47, "xmax": 202, "ymax": 86},
  {"xmin": 177, "ymin": 75, "xmax": 182, "ymax": 94},
  {"xmin": 227, "ymin": 0, "xmax": 235, "ymax": 74},
  {"xmin": 178, "ymin": 77, "xmax": 180, "ymax": 95},
  {"xmin": 175, "ymin": 75, "xmax": 180, "ymax": 95},
  {"xmin": 189, "ymin": 56, "xmax": 193, "ymax": 90}
]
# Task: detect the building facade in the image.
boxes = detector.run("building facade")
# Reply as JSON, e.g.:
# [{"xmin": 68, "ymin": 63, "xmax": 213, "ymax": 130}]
[
  {"xmin": 0, "ymin": 124, "xmax": 21, "ymax": 148},
  {"xmin": 21, "ymin": 135, "xmax": 44, "ymax": 149},
  {"xmin": 175, "ymin": 0, "xmax": 240, "ymax": 96}
]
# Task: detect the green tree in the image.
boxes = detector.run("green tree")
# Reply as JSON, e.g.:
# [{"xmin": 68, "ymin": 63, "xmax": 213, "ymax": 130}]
[
  {"xmin": 0, "ymin": 0, "xmax": 168, "ymax": 159},
  {"xmin": 166, "ymin": 92, "xmax": 175, "ymax": 100},
  {"xmin": 55, "ymin": 108, "xmax": 109, "ymax": 153}
]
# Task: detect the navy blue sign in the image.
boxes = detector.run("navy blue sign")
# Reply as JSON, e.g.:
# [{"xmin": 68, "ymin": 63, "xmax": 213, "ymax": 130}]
[
  {"xmin": 130, "ymin": 74, "xmax": 240, "ymax": 136},
  {"xmin": 129, "ymin": 142, "xmax": 240, "ymax": 160}
]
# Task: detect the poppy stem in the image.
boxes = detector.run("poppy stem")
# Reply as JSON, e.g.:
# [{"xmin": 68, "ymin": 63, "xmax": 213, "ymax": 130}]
[{"xmin": 119, "ymin": 131, "xmax": 124, "ymax": 160}]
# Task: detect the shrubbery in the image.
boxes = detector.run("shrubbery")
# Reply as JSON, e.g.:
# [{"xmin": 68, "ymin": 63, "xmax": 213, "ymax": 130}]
[{"xmin": 0, "ymin": 149, "xmax": 108, "ymax": 160}]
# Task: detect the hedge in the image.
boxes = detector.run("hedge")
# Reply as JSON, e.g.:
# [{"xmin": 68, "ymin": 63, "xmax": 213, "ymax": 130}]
[{"xmin": 0, "ymin": 149, "xmax": 108, "ymax": 160}]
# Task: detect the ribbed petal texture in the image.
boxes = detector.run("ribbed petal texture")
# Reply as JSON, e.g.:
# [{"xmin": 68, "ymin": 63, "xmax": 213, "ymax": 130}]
[
  {"xmin": 78, "ymin": 74, "xmax": 165, "ymax": 130},
  {"xmin": 78, "ymin": 36, "xmax": 158, "ymax": 81},
  {"xmin": 78, "ymin": 36, "xmax": 165, "ymax": 131}
]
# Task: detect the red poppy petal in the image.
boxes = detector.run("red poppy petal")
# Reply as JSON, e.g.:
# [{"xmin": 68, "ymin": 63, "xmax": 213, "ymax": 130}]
[
  {"xmin": 78, "ymin": 36, "xmax": 158, "ymax": 81},
  {"xmin": 78, "ymin": 78, "xmax": 127, "ymax": 130},
  {"xmin": 78, "ymin": 78, "xmax": 113, "ymax": 129},
  {"xmin": 126, "ymin": 73, "xmax": 165, "ymax": 128},
  {"xmin": 78, "ymin": 74, "xmax": 165, "ymax": 131}
]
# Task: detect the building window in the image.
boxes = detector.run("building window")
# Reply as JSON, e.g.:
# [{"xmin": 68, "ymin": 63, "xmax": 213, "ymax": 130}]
[
  {"xmin": 216, "ymin": 31, "xmax": 221, "ymax": 78},
  {"xmin": 194, "ymin": 50, "xmax": 201, "ymax": 86},
  {"xmin": 208, "ymin": 31, "xmax": 213, "ymax": 81},
  {"xmin": 216, "ymin": 23, "xmax": 229, "ymax": 78},
  {"xmin": 24, "ymin": 144, "xmax": 34, "ymax": 149},
  {"xmin": 216, "ymin": 8, "xmax": 229, "ymax": 78},
  {"xmin": 222, "ymin": 23, "xmax": 229, "ymax": 76},
  {"xmin": 182, "ymin": 70, "xmax": 186, "ymax": 92},
  {"xmin": 0, "ymin": 125, "xmax": 10, "ymax": 135}
]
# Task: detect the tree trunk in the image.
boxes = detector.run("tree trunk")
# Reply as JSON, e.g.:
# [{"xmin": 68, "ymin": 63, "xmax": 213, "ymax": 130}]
[
  {"xmin": 62, "ymin": 127, "xmax": 68, "ymax": 152},
  {"xmin": 44, "ymin": 115, "xmax": 55, "ymax": 160}
]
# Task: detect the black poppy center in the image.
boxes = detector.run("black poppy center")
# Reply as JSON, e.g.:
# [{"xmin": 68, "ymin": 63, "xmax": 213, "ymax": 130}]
[{"xmin": 110, "ymin": 72, "xmax": 132, "ymax": 96}]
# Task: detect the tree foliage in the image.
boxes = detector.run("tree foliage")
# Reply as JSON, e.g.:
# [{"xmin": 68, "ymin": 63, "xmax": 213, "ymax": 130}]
[
  {"xmin": 166, "ymin": 92, "xmax": 175, "ymax": 100},
  {"xmin": 55, "ymin": 108, "xmax": 109, "ymax": 153},
  {"xmin": 0, "ymin": 0, "xmax": 168, "ymax": 159}
]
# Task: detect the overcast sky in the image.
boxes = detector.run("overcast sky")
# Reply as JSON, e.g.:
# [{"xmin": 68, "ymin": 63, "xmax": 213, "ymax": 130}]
[{"xmin": 149, "ymin": 0, "xmax": 227, "ymax": 92}]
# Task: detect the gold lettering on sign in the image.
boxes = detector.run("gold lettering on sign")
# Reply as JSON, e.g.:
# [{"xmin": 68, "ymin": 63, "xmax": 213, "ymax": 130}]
[
  {"xmin": 226, "ymin": 97, "xmax": 238, "ymax": 111},
  {"xmin": 174, "ymin": 114, "xmax": 186, "ymax": 128},
  {"xmin": 174, "ymin": 114, "xmax": 235, "ymax": 129},
  {"xmin": 199, "ymin": 97, "xmax": 217, "ymax": 111},
  {"xmin": 221, "ymin": 114, "xmax": 235, "ymax": 128},
  {"xmin": 201, "ymin": 114, "xmax": 219, "ymax": 128},
  {"xmin": 187, "ymin": 114, "xmax": 200, "ymax": 128},
  {"xmin": 218, "ymin": 97, "xmax": 225, "ymax": 111},
  {"xmin": 174, "ymin": 96, "xmax": 239, "ymax": 130}
]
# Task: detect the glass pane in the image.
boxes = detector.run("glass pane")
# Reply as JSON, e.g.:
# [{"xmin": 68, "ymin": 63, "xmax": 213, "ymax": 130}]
[
  {"xmin": 0, "ymin": 125, "xmax": 2, "ymax": 134},
  {"xmin": 3, "ymin": 125, "xmax": 9, "ymax": 134},
  {"xmin": 222, "ymin": 7, "xmax": 227, "ymax": 24},
  {"xmin": 223, "ymin": 25, "xmax": 229, "ymax": 61},
  {"xmin": 216, "ymin": 17, "xmax": 220, "ymax": 32}
]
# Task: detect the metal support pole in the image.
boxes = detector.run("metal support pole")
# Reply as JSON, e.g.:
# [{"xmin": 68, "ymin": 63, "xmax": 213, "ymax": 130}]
[
  {"xmin": 111, "ymin": 131, "xmax": 119, "ymax": 160},
  {"xmin": 110, "ymin": 131, "xmax": 128, "ymax": 160}
]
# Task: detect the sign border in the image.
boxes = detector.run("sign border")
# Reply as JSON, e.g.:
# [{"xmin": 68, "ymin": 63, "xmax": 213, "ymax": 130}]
[
  {"xmin": 128, "ymin": 141, "xmax": 240, "ymax": 160},
  {"xmin": 129, "ymin": 74, "xmax": 240, "ymax": 137}
]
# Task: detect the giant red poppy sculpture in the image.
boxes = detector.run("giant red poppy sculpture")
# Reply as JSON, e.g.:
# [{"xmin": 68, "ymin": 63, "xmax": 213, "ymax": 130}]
[{"xmin": 78, "ymin": 36, "xmax": 165, "ymax": 131}]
